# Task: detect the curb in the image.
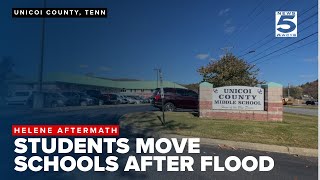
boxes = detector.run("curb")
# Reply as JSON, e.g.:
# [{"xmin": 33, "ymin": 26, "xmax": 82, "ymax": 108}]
[{"xmin": 151, "ymin": 133, "xmax": 318, "ymax": 157}]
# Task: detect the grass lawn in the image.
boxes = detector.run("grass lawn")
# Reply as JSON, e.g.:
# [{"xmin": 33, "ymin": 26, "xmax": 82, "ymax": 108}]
[{"xmin": 121, "ymin": 112, "xmax": 318, "ymax": 149}]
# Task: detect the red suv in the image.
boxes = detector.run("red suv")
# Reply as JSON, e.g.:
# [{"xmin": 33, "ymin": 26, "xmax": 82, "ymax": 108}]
[{"xmin": 152, "ymin": 88, "xmax": 198, "ymax": 111}]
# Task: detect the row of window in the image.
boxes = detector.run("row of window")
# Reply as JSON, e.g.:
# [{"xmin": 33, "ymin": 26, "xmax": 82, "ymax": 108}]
[{"xmin": 120, "ymin": 89, "xmax": 154, "ymax": 93}]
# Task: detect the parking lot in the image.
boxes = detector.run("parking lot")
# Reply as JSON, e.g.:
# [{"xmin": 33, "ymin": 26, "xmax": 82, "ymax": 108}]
[
  {"xmin": 6, "ymin": 89, "xmax": 154, "ymax": 108},
  {"xmin": 284, "ymin": 106, "xmax": 318, "ymax": 116}
]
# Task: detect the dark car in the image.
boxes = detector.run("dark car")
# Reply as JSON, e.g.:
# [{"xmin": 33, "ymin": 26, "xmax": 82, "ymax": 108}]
[
  {"xmin": 26, "ymin": 92, "xmax": 66, "ymax": 108},
  {"xmin": 306, "ymin": 100, "xmax": 318, "ymax": 105},
  {"xmin": 86, "ymin": 90, "xmax": 102, "ymax": 98},
  {"xmin": 85, "ymin": 90, "xmax": 109, "ymax": 105},
  {"xmin": 61, "ymin": 92, "xmax": 93, "ymax": 106},
  {"xmin": 152, "ymin": 88, "xmax": 198, "ymax": 111},
  {"xmin": 43, "ymin": 92, "xmax": 66, "ymax": 108},
  {"xmin": 77, "ymin": 92, "xmax": 99, "ymax": 106},
  {"xmin": 102, "ymin": 93, "xmax": 121, "ymax": 105}
]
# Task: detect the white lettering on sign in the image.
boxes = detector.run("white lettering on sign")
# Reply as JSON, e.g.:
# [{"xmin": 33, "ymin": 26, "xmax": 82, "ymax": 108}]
[{"xmin": 212, "ymin": 86, "xmax": 264, "ymax": 111}]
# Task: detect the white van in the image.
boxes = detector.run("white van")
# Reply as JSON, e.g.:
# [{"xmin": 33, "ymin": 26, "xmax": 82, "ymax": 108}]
[{"xmin": 6, "ymin": 91, "xmax": 33, "ymax": 105}]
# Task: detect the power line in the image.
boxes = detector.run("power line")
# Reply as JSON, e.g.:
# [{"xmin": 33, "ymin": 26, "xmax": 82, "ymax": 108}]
[
  {"xmin": 248, "ymin": 19, "xmax": 318, "ymax": 60},
  {"xmin": 219, "ymin": 38, "xmax": 317, "ymax": 83},
  {"xmin": 222, "ymin": 38, "xmax": 317, "ymax": 82},
  {"xmin": 238, "ymin": 32, "xmax": 273, "ymax": 56},
  {"xmin": 238, "ymin": 3, "xmax": 317, "ymax": 55},
  {"xmin": 249, "ymin": 31, "xmax": 318, "ymax": 63},
  {"xmin": 255, "ymin": 39, "xmax": 317, "ymax": 65},
  {"xmin": 248, "ymin": 0, "xmax": 265, "ymax": 17},
  {"xmin": 225, "ymin": 0, "xmax": 266, "ymax": 45},
  {"xmin": 239, "ymin": 10, "xmax": 318, "ymax": 57},
  {"xmin": 255, "ymin": 1, "xmax": 316, "ymax": 31},
  {"xmin": 235, "ymin": 0, "xmax": 294, "ymax": 52},
  {"xmin": 248, "ymin": 13, "xmax": 317, "ymax": 59}
]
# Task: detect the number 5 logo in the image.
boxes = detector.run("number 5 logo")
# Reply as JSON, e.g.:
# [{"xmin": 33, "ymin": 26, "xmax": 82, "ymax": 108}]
[
  {"xmin": 275, "ymin": 11, "xmax": 297, "ymax": 37},
  {"xmin": 277, "ymin": 15, "xmax": 296, "ymax": 33}
]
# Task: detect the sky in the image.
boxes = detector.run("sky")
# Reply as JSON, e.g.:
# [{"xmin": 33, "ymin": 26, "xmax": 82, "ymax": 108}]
[{"xmin": 0, "ymin": 0, "xmax": 318, "ymax": 86}]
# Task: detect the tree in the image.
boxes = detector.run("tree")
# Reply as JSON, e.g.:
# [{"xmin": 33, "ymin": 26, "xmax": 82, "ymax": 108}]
[
  {"xmin": 301, "ymin": 80, "xmax": 318, "ymax": 99},
  {"xmin": 197, "ymin": 53, "xmax": 263, "ymax": 87},
  {"xmin": 283, "ymin": 86, "xmax": 303, "ymax": 99},
  {"xmin": 183, "ymin": 83, "xmax": 199, "ymax": 93}
]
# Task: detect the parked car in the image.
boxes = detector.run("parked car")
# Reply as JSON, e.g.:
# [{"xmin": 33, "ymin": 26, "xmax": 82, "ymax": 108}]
[
  {"xmin": 61, "ymin": 92, "xmax": 93, "ymax": 106},
  {"xmin": 76, "ymin": 92, "xmax": 96, "ymax": 106},
  {"xmin": 86, "ymin": 90, "xmax": 102, "ymax": 99},
  {"xmin": 26, "ymin": 92, "xmax": 65, "ymax": 108},
  {"xmin": 6, "ymin": 90, "xmax": 33, "ymax": 105},
  {"xmin": 306, "ymin": 100, "xmax": 318, "ymax": 105},
  {"xmin": 136, "ymin": 96, "xmax": 149, "ymax": 103},
  {"xmin": 131, "ymin": 96, "xmax": 144, "ymax": 103},
  {"xmin": 125, "ymin": 96, "xmax": 141, "ymax": 104},
  {"xmin": 144, "ymin": 97, "xmax": 152, "ymax": 104},
  {"xmin": 152, "ymin": 88, "xmax": 198, "ymax": 111},
  {"xmin": 85, "ymin": 90, "xmax": 109, "ymax": 105},
  {"xmin": 124, "ymin": 96, "xmax": 136, "ymax": 104},
  {"xmin": 117, "ymin": 95, "xmax": 129, "ymax": 104},
  {"xmin": 102, "ymin": 93, "xmax": 121, "ymax": 105},
  {"xmin": 89, "ymin": 95, "xmax": 104, "ymax": 105},
  {"xmin": 43, "ymin": 92, "xmax": 66, "ymax": 108}
]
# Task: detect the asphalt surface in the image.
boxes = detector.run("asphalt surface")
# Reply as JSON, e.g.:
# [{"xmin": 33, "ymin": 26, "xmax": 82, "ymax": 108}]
[
  {"xmin": 284, "ymin": 107, "xmax": 318, "ymax": 116},
  {"xmin": 0, "ymin": 105, "xmax": 318, "ymax": 180}
]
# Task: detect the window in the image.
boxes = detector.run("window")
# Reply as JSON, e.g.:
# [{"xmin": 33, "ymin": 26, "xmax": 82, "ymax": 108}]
[
  {"xmin": 176, "ymin": 89, "xmax": 188, "ymax": 96},
  {"xmin": 176, "ymin": 89, "xmax": 198, "ymax": 97},
  {"xmin": 164, "ymin": 88, "xmax": 175, "ymax": 93},
  {"xmin": 187, "ymin": 90, "xmax": 198, "ymax": 98}
]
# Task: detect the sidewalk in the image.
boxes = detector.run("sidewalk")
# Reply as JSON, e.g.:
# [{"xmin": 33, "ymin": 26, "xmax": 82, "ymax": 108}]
[
  {"xmin": 152, "ymin": 133, "xmax": 318, "ymax": 157},
  {"xmin": 35, "ymin": 104, "xmax": 149, "ymax": 113}
]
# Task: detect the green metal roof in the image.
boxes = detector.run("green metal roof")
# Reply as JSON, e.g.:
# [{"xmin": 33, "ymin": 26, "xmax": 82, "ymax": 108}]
[
  {"xmin": 117, "ymin": 80, "xmax": 185, "ymax": 89},
  {"xmin": 10, "ymin": 72, "xmax": 186, "ymax": 90}
]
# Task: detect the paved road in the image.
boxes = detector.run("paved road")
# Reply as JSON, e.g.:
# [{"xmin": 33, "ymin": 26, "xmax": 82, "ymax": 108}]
[
  {"xmin": 284, "ymin": 107, "xmax": 318, "ymax": 116},
  {"xmin": 0, "ymin": 105, "xmax": 317, "ymax": 180}
]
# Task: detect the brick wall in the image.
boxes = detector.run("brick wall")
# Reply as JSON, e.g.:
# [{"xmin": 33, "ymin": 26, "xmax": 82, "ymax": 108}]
[{"xmin": 199, "ymin": 82, "xmax": 283, "ymax": 121}]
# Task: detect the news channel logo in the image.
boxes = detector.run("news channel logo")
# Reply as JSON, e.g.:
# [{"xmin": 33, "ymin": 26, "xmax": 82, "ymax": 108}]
[{"xmin": 275, "ymin": 11, "xmax": 297, "ymax": 37}]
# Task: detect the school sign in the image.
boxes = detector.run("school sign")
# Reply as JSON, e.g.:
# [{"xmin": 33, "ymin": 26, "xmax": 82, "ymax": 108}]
[
  {"xmin": 198, "ymin": 82, "xmax": 283, "ymax": 121},
  {"xmin": 212, "ymin": 86, "xmax": 264, "ymax": 111}
]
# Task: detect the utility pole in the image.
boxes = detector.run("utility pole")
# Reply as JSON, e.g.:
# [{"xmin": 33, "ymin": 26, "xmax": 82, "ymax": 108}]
[
  {"xmin": 159, "ymin": 68, "xmax": 165, "ymax": 125},
  {"xmin": 288, "ymin": 83, "xmax": 290, "ymax": 97},
  {"xmin": 39, "ymin": 0, "xmax": 46, "ymax": 93},
  {"xmin": 154, "ymin": 68, "xmax": 160, "ymax": 88},
  {"xmin": 33, "ymin": 0, "xmax": 46, "ymax": 109}
]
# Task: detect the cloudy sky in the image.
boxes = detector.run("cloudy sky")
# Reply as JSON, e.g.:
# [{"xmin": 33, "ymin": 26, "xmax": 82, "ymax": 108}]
[{"xmin": 0, "ymin": 0, "xmax": 318, "ymax": 85}]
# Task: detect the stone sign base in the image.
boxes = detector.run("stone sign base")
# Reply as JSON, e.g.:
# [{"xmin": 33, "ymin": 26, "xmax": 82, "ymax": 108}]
[{"xmin": 199, "ymin": 82, "xmax": 283, "ymax": 121}]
